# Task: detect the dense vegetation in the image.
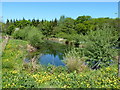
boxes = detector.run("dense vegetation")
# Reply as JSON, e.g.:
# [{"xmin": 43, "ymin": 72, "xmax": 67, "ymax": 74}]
[
  {"xmin": 13, "ymin": 26, "xmax": 44, "ymax": 48},
  {"xmin": 2, "ymin": 39, "xmax": 120, "ymax": 88},
  {"xmin": 1, "ymin": 15, "xmax": 120, "ymax": 88},
  {"xmin": 2, "ymin": 16, "xmax": 119, "ymax": 37}
]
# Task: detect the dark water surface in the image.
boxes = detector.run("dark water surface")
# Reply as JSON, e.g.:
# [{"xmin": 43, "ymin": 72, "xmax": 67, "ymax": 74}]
[{"xmin": 37, "ymin": 40, "xmax": 71, "ymax": 66}]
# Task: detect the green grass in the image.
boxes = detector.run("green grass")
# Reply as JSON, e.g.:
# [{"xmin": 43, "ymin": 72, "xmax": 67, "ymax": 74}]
[
  {"xmin": 0, "ymin": 39, "xmax": 3, "ymax": 43},
  {"xmin": 2, "ymin": 39, "xmax": 120, "ymax": 88},
  {"xmin": 2, "ymin": 64, "xmax": 120, "ymax": 88},
  {"xmin": 2, "ymin": 39, "xmax": 28, "ymax": 70}
]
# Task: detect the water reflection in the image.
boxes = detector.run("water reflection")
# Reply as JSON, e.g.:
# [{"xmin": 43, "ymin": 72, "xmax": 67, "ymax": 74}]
[
  {"xmin": 37, "ymin": 40, "xmax": 71, "ymax": 66},
  {"xmin": 39, "ymin": 54, "xmax": 65, "ymax": 66}
]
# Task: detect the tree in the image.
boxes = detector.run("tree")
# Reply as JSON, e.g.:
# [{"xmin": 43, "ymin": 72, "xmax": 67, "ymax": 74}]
[
  {"xmin": 10, "ymin": 19, "xmax": 13, "ymax": 23},
  {"xmin": 13, "ymin": 20, "xmax": 31, "ymax": 29},
  {"xmin": 6, "ymin": 25, "xmax": 15, "ymax": 35},
  {"xmin": 75, "ymin": 16, "xmax": 92, "ymax": 24},
  {"xmin": 13, "ymin": 26, "xmax": 44, "ymax": 48},
  {"xmin": 31, "ymin": 19, "xmax": 39, "ymax": 27},
  {"xmin": 52, "ymin": 18, "xmax": 58, "ymax": 27},
  {"xmin": 13, "ymin": 19, "xmax": 16, "ymax": 23},
  {"xmin": 81, "ymin": 26, "xmax": 118, "ymax": 69},
  {"xmin": 75, "ymin": 23, "xmax": 87, "ymax": 34},
  {"xmin": 6, "ymin": 19, "xmax": 9, "ymax": 24},
  {"xmin": 38, "ymin": 21, "xmax": 53, "ymax": 37},
  {"xmin": 23, "ymin": 17, "xmax": 25, "ymax": 21},
  {"xmin": 53, "ymin": 17, "xmax": 76, "ymax": 36},
  {"xmin": 58, "ymin": 15, "xmax": 66, "ymax": 25}
]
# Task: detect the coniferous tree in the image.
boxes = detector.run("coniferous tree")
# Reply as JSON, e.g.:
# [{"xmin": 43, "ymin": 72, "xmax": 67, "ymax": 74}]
[
  {"xmin": 6, "ymin": 19, "xmax": 9, "ymax": 24},
  {"xmin": 53, "ymin": 18, "xmax": 57, "ymax": 26},
  {"xmin": 41, "ymin": 19, "xmax": 44, "ymax": 24},
  {"xmin": 13, "ymin": 19, "xmax": 16, "ymax": 23},
  {"xmin": 16, "ymin": 19, "xmax": 18, "ymax": 22},
  {"xmin": 10, "ymin": 19, "xmax": 13, "ymax": 23},
  {"xmin": 23, "ymin": 17, "xmax": 25, "ymax": 21}
]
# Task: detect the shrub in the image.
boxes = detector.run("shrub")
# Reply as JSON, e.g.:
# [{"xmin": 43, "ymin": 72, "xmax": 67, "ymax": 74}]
[
  {"xmin": 64, "ymin": 25, "xmax": 118, "ymax": 69},
  {"xmin": 6, "ymin": 25, "xmax": 15, "ymax": 35},
  {"xmin": 27, "ymin": 28, "xmax": 43, "ymax": 48},
  {"xmin": 13, "ymin": 26, "xmax": 31, "ymax": 40},
  {"xmin": 64, "ymin": 48, "xmax": 89, "ymax": 73},
  {"xmin": 82, "ymin": 26, "xmax": 118, "ymax": 68},
  {"xmin": 13, "ymin": 26, "xmax": 44, "ymax": 48}
]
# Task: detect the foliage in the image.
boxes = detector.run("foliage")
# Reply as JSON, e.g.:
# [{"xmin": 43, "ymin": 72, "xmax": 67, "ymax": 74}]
[
  {"xmin": 6, "ymin": 25, "xmax": 15, "ymax": 35},
  {"xmin": 2, "ymin": 64, "xmax": 120, "ymax": 88},
  {"xmin": 2, "ymin": 39, "xmax": 120, "ymax": 88},
  {"xmin": 3, "ymin": 16, "xmax": 119, "ymax": 38},
  {"xmin": 83, "ymin": 26, "xmax": 118, "ymax": 68},
  {"xmin": 64, "ymin": 48, "xmax": 88, "ymax": 73},
  {"xmin": 53, "ymin": 17, "xmax": 76, "ymax": 36},
  {"xmin": 14, "ymin": 19, "xmax": 32, "ymax": 29},
  {"xmin": 2, "ymin": 39, "xmax": 28, "ymax": 70},
  {"xmin": 75, "ymin": 16, "xmax": 92, "ymax": 23},
  {"xmin": 38, "ymin": 21, "xmax": 53, "ymax": 37},
  {"xmin": 75, "ymin": 23, "xmax": 87, "ymax": 34},
  {"xmin": 13, "ymin": 26, "xmax": 44, "ymax": 48},
  {"xmin": 27, "ymin": 27, "xmax": 44, "ymax": 48},
  {"xmin": 12, "ymin": 26, "xmax": 28, "ymax": 40},
  {"xmin": 2, "ymin": 16, "xmax": 120, "ymax": 88},
  {"xmin": 66, "ymin": 26, "xmax": 118, "ymax": 69}
]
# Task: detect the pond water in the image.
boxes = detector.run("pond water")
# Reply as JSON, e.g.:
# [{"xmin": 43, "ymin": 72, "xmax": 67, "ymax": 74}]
[
  {"xmin": 26, "ymin": 40, "xmax": 115, "ymax": 68},
  {"xmin": 37, "ymin": 40, "xmax": 71, "ymax": 66}
]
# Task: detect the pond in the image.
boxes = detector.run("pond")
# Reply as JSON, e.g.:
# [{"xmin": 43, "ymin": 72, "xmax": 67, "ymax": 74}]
[{"xmin": 36, "ymin": 40, "xmax": 72, "ymax": 66}]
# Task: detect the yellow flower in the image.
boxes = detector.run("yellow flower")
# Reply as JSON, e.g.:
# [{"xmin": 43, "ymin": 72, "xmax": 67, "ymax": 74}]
[
  {"xmin": 87, "ymin": 84, "xmax": 90, "ymax": 87},
  {"xmin": 8, "ymin": 84, "xmax": 10, "ymax": 86},
  {"xmin": 63, "ymin": 85, "xmax": 67, "ymax": 88},
  {"xmin": 80, "ymin": 74, "xmax": 83, "ymax": 77},
  {"xmin": 106, "ymin": 67, "xmax": 111, "ymax": 71},
  {"xmin": 12, "ymin": 70, "xmax": 18, "ymax": 74},
  {"xmin": 58, "ymin": 75, "xmax": 60, "ymax": 77}
]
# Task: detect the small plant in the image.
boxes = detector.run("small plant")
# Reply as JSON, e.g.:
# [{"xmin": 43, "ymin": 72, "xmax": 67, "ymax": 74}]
[{"xmin": 64, "ymin": 48, "xmax": 88, "ymax": 73}]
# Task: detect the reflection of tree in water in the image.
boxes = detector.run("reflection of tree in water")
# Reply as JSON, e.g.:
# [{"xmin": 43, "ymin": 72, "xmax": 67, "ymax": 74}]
[
  {"xmin": 37, "ymin": 40, "xmax": 71, "ymax": 59},
  {"xmin": 25, "ymin": 40, "xmax": 72, "ymax": 62}
]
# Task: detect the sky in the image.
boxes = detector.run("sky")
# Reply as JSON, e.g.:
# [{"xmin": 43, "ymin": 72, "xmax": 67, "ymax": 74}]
[
  {"xmin": 1, "ymin": 0, "xmax": 119, "ymax": 2},
  {"xmin": 2, "ymin": 2, "xmax": 118, "ymax": 22}
]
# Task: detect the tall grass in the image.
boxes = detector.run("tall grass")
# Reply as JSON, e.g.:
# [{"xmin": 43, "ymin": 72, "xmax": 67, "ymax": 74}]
[{"xmin": 64, "ymin": 48, "xmax": 89, "ymax": 73}]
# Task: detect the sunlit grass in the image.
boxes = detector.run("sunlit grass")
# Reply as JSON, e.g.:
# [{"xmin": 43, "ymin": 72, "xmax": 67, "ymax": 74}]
[{"xmin": 2, "ymin": 39, "xmax": 120, "ymax": 88}]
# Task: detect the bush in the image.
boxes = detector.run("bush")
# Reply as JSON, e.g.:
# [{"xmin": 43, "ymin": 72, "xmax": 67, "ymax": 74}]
[
  {"xmin": 27, "ymin": 27, "xmax": 43, "ymax": 48},
  {"xmin": 13, "ymin": 26, "xmax": 31, "ymax": 40},
  {"xmin": 13, "ymin": 26, "xmax": 44, "ymax": 48},
  {"xmin": 64, "ymin": 48, "xmax": 89, "ymax": 73},
  {"xmin": 82, "ymin": 26, "xmax": 118, "ymax": 68},
  {"xmin": 6, "ymin": 25, "xmax": 15, "ymax": 35},
  {"xmin": 64, "ymin": 25, "xmax": 118, "ymax": 69}
]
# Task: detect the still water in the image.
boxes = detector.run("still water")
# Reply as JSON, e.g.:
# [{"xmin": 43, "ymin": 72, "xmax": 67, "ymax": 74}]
[{"xmin": 37, "ymin": 40, "xmax": 71, "ymax": 66}]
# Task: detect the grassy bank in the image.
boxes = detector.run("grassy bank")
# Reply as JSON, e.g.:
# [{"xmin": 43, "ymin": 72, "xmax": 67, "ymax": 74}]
[
  {"xmin": 2, "ymin": 39, "xmax": 120, "ymax": 88},
  {"xmin": 2, "ymin": 39, "xmax": 28, "ymax": 70}
]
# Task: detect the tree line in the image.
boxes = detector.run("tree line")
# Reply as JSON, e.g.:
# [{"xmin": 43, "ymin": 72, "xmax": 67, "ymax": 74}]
[{"xmin": 2, "ymin": 15, "xmax": 119, "ymax": 38}]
